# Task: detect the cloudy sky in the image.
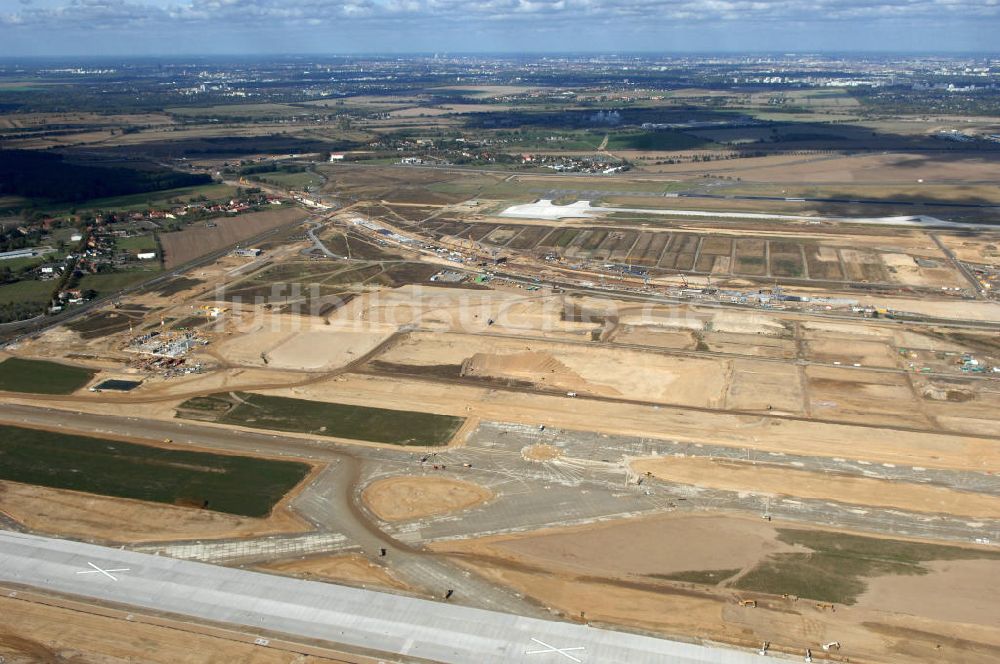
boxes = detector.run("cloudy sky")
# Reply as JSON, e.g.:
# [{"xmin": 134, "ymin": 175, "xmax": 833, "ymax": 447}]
[{"xmin": 1, "ymin": 0, "xmax": 998, "ymax": 56}]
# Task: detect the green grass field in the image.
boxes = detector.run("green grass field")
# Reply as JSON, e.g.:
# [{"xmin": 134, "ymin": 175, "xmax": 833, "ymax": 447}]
[
  {"xmin": 0, "ymin": 255, "xmax": 47, "ymax": 271},
  {"xmin": 606, "ymin": 130, "xmax": 709, "ymax": 151},
  {"xmin": 0, "ymin": 279, "xmax": 55, "ymax": 305},
  {"xmin": 178, "ymin": 392, "xmax": 464, "ymax": 446},
  {"xmin": 115, "ymin": 234, "xmax": 158, "ymax": 253},
  {"xmin": 0, "ymin": 424, "xmax": 310, "ymax": 517},
  {"xmin": 0, "ymin": 357, "xmax": 96, "ymax": 394},
  {"xmin": 77, "ymin": 270, "xmax": 159, "ymax": 295},
  {"xmin": 255, "ymin": 171, "xmax": 324, "ymax": 190}
]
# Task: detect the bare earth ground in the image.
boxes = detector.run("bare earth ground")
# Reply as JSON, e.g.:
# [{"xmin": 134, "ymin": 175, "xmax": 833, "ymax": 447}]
[
  {"xmin": 435, "ymin": 513, "xmax": 799, "ymax": 578},
  {"xmin": 257, "ymin": 553, "xmax": 407, "ymax": 592},
  {"xmin": 280, "ymin": 373, "xmax": 1000, "ymax": 471},
  {"xmin": 379, "ymin": 331, "xmax": 730, "ymax": 407},
  {"xmin": 215, "ymin": 315, "xmax": 394, "ymax": 371},
  {"xmin": 435, "ymin": 513, "xmax": 1000, "ymax": 663},
  {"xmin": 857, "ymin": 559, "xmax": 1000, "ymax": 627},
  {"xmin": 630, "ymin": 456, "xmax": 1000, "ymax": 518},
  {"xmin": 361, "ymin": 476, "xmax": 493, "ymax": 522},
  {"xmin": 0, "ymin": 480, "xmax": 311, "ymax": 544},
  {"xmin": 0, "ymin": 594, "xmax": 360, "ymax": 664},
  {"xmin": 4, "ymin": 184, "xmax": 1000, "ymax": 664},
  {"xmin": 445, "ymin": 559, "xmax": 1000, "ymax": 664}
]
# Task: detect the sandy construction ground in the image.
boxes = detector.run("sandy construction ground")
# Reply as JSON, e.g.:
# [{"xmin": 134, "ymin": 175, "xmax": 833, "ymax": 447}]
[
  {"xmin": 216, "ymin": 314, "xmax": 395, "ymax": 371},
  {"xmin": 630, "ymin": 457, "xmax": 1000, "ymax": 518},
  {"xmin": 857, "ymin": 559, "xmax": 1000, "ymax": 627},
  {"xmin": 267, "ymin": 328, "xmax": 391, "ymax": 370},
  {"xmin": 445, "ymin": 556, "xmax": 1000, "ymax": 664},
  {"xmin": 0, "ymin": 480, "xmax": 310, "ymax": 544},
  {"xmin": 288, "ymin": 373, "xmax": 999, "ymax": 471},
  {"xmin": 938, "ymin": 233, "xmax": 1000, "ymax": 264},
  {"xmin": 0, "ymin": 593, "xmax": 350, "ymax": 664},
  {"xmin": 437, "ymin": 513, "xmax": 797, "ymax": 579},
  {"xmin": 329, "ymin": 284, "xmax": 562, "ymax": 333},
  {"xmin": 378, "ymin": 331, "xmax": 730, "ymax": 407},
  {"xmin": 362, "ymin": 476, "xmax": 492, "ymax": 522},
  {"xmin": 804, "ymin": 337, "xmax": 901, "ymax": 368},
  {"xmin": 436, "ymin": 512, "xmax": 1000, "ymax": 663},
  {"xmin": 858, "ymin": 296, "xmax": 1000, "ymax": 323},
  {"xmin": 703, "ymin": 331, "xmax": 797, "ymax": 359},
  {"xmin": 257, "ymin": 553, "xmax": 407, "ymax": 591},
  {"xmin": 723, "ymin": 360, "xmax": 803, "ymax": 413},
  {"xmin": 805, "ymin": 365, "xmax": 929, "ymax": 428},
  {"xmin": 613, "ymin": 325, "xmax": 697, "ymax": 349}
]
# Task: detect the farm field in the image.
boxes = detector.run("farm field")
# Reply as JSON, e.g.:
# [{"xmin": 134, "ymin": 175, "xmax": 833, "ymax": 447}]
[{"xmin": 159, "ymin": 207, "xmax": 308, "ymax": 268}]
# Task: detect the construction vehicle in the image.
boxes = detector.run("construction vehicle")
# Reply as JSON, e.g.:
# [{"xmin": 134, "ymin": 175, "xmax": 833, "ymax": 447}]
[
  {"xmin": 163, "ymin": 438, "xmax": 172, "ymax": 444},
  {"xmin": 816, "ymin": 602, "xmax": 835, "ymax": 611},
  {"xmin": 737, "ymin": 599, "xmax": 757, "ymax": 608},
  {"xmin": 758, "ymin": 642, "xmax": 770, "ymax": 656},
  {"xmin": 805, "ymin": 648, "xmax": 813, "ymax": 663},
  {"xmin": 822, "ymin": 642, "xmax": 841, "ymax": 651}
]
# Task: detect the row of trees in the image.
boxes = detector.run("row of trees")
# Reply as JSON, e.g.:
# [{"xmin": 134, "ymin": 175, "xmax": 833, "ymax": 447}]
[{"xmin": 0, "ymin": 150, "xmax": 212, "ymax": 203}]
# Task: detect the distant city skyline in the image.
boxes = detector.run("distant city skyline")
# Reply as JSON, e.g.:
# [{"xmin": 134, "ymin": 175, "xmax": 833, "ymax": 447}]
[{"xmin": 1, "ymin": 0, "xmax": 999, "ymax": 57}]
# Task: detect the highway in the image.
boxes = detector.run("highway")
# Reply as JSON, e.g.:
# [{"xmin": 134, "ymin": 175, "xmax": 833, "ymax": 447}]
[{"xmin": 0, "ymin": 531, "xmax": 773, "ymax": 664}]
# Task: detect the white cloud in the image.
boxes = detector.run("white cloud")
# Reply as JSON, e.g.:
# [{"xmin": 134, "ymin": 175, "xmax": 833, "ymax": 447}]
[{"xmin": 2, "ymin": 0, "xmax": 999, "ymax": 36}]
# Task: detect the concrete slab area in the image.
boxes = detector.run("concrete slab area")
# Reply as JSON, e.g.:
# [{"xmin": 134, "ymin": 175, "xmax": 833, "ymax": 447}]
[
  {"xmin": 369, "ymin": 421, "xmax": 1000, "ymax": 546},
  {"xmin": 0, "ymin": 530, "xmax": 773, "ymax": 664},
  {"xmin": 498, "ymin": 198, "xmax": 973, "ymax": 228}
]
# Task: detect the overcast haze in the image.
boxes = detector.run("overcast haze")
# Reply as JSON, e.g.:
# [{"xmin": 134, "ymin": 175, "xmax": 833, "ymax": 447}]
[{"xmin": 1, "ymin": 0, "xmax": 999, "ymax": 56}]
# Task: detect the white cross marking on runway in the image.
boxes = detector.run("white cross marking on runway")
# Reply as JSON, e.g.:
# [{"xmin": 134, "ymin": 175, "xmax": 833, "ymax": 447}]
[
  {"xmin": 76, "ymin": 562, "xmax": 130, "ymax": 581},
  {"xmin": 526, "ymin": 637, "xmax": 585, "ymax": 662}
]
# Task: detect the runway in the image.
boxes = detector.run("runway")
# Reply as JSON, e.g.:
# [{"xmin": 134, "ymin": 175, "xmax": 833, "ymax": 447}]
[{"xmin": 0, "ymin": 531, "xmax": 772, "ymax": 664}]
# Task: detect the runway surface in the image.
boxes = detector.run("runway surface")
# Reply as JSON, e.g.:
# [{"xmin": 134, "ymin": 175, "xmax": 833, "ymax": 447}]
[{"xmin": 0, "ymin": 531, "xmax": 772, "ymax": 664}]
